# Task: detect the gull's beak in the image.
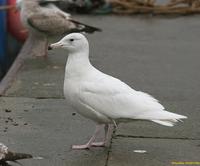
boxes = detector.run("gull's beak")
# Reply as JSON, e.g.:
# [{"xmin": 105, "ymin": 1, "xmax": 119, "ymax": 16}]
[{"xmin": 48, "ymin": 42, "xmax": 63, "ymax": 50}]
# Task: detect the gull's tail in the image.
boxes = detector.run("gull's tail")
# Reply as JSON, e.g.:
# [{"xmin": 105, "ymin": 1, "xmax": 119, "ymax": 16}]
[
  {"xmin": 150, "ymin": 111, "xmax": 187, "ymax": 127},
  {"xmin": 125, "ymin": 91, "xmax": 187, "ymax": 127},
  {"xmin": 69, "ymin": 19, "xmax": 102, "ymax": 34}
]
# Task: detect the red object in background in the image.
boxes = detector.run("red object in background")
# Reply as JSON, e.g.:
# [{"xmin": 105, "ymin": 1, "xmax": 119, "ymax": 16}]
[{"xmin": 7, "ymin": 0, "xmax": 28, "ymax": 42}]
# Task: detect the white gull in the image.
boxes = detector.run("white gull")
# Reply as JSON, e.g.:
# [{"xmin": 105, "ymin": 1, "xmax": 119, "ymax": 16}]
[{"xmin": 49, "ymin": 33, "xmax": 187, "ymax": 150}]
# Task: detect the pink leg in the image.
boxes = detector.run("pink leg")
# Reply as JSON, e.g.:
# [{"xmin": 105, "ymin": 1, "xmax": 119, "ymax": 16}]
[
  {"xmin": 29, "ymin": 33, "xmax": 48, "ymax": 57},
  {"xmin": 91, "ymin": 124, "xmax": 113, "ymax": 147},
  {"xmin": 72, "ymin": 124, "xmax": 102, "ymax": 150}
]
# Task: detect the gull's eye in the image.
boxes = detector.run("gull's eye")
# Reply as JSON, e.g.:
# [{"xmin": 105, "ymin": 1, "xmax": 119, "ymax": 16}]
[{"xmin": 69, "ymin": 39, "xmax": 74, "ymax": 42}]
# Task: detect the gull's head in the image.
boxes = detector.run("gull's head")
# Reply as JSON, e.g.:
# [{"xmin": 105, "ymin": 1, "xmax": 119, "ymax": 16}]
[{"xmin": 48, "ymin": 33, "xmax": 89, "ymax": 53}]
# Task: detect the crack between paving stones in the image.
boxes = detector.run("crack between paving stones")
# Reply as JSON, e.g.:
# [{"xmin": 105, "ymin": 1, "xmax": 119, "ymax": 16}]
[{"xmin": 115, "ymin": 134, "xmax": 200, "ymax": 140}]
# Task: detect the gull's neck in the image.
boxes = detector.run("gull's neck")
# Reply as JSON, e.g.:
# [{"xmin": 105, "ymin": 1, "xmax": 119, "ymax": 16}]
[{"xmin": 65, "ymin": 50, "xmax": 93, "ymax": 78}]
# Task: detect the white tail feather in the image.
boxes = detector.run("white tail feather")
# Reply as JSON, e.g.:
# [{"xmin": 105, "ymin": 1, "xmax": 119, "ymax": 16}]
[
  {"xmin": 135, "ymin": 110, "xmax": 188, "ymax": 127},
  {"xmin": 136, "ymin": 110, "xmax": 187, "ymax": 120},
  {"xmin": 151, "ymin": 113, "xmax": 187, "ymax": 127},
  {"xmin": 152, "ymin": 120, "xmax": 175, "ymax": 127}
]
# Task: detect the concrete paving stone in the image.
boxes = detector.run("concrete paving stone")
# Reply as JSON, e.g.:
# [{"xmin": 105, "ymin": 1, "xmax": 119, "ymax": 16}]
[
  {"xmin": 108, "ymin": 137, "xmax": 200, "ymax": 166},
  {"xmin": 0, "ymin": 97, "xmax": 108, "ymax": 166},
  {"xmin": 5, "ymin": 53, "xmax": 66, "ymax": 98}
]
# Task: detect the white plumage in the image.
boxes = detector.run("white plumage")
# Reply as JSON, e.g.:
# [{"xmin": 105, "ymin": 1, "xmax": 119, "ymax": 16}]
[{"xmin": 49, "ymin": 33, "xmax": 187, "ymax": 149}]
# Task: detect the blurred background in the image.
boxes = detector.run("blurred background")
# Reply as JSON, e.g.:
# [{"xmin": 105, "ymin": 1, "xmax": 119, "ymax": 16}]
[
  {"xmin": 0, "ymin": 0, "xmax": 199, "ymax": 80},
  {"xmin": 0, "ymin": 0, "xmax": 24, "ymax": 81},
  {"xmin": 0, "ymin": 0, "xmax": 109, "ymax": 80}
]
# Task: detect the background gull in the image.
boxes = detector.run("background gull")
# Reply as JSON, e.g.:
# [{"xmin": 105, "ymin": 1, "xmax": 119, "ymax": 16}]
[
  {"xmin": 49, "ymin": 33, "xmax": 187, "ymax": 150},
  {"xmin": 19, "ymin": 0, "xmax": 101, "ymax": 57}
]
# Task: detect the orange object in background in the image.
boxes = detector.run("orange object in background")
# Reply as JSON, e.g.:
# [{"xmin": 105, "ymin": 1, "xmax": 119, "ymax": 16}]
[{"xmin": 7, "ymin": 0, "xmax": 28, "ymax": 42}]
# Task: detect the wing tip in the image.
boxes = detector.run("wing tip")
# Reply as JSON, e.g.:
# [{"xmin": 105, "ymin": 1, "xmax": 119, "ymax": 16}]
[{"xmin": 69, "ymin": 19, "xmax": 102, "ymax": 33}]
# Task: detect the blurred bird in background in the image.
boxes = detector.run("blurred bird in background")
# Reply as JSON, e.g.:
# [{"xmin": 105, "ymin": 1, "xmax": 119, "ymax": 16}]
[{"xmin": 18, "ymin": 0, "xmax": 101, "ymax": 57}]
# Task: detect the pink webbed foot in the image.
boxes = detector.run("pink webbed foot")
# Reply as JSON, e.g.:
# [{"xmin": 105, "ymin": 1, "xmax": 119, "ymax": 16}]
[
  {"xmin": 72, "ymin": 124, "xmax": 111, "ymax": 150},
  {"xmin": 72, "ymin": 144, "xmax": 91, "ymax": 150},
  {"xmin": 91, "ymin": 142, "xmax": 105, "ymax": 147},
  {"xmin": 72, "ymin": 142, "xmax": 105, "ymax": 150}
]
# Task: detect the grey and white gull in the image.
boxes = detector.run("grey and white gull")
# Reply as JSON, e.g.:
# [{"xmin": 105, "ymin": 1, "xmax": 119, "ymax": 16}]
[
  {"xmin": 19, "ymin": 0, "xmax": 101, "ymax": 57},
  {"xmin": 49, "ymin": 33, "xmax": 187, "ymax": 150}
]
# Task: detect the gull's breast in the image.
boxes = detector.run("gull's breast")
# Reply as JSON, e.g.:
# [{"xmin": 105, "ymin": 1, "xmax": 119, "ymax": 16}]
[{"xmin": 64, "ymin": 78, "xmax": 111, "ymax": 124}]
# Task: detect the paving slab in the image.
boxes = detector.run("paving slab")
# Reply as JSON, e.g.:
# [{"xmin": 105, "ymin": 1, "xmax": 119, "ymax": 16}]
[
  {"xmin": 108, "ymin": 137, "xmax": 200, "ymax": 166},
  {"xmin": 5, "ymin": 53, "xmax": 66, "ymax": 98},
  {"xmin": 0, "ymin": 97, "xmax": 108, "ymax": 166}
]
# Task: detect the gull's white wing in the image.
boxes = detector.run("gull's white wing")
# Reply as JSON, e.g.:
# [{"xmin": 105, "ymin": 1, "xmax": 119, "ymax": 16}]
[
  {"xmin": 78, "ymin": 74, "xmax": 171, "ymax": 120},
  {"xmin": 78, "ymin": 72, "xmax": 187, "ymax": 126}
]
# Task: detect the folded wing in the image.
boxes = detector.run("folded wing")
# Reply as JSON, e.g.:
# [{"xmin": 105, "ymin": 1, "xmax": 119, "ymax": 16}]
[
  {"xmin": 27, "ymin": 11, "xmax": 76, "ymax": 35},
  {"xmin": 79, "ymin": 75, "xmax": 187, "ymax": 126},
  {"xmin": 27, "ymin": 9, "xmax": 101, "ymax": 35}
]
